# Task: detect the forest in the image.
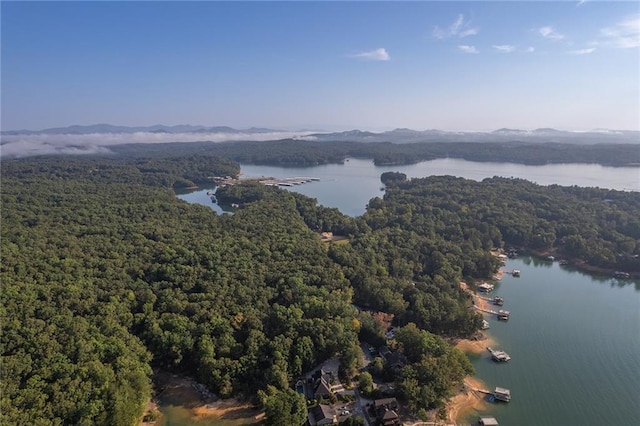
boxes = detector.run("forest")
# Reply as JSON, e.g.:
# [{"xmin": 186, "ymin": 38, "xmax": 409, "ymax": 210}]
[
  {"xmin": 109, "ymin": 139, "xmax": 640, "ymax": 167},
  {"xmin": 2, "ymin": 154, "xmax": 638, "ymax": 425}
]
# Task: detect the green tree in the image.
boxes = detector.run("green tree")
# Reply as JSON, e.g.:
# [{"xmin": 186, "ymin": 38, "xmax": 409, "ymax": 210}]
[{"xmin": 259, "ymin": 386, "xmax": 307, "ymax": 426}]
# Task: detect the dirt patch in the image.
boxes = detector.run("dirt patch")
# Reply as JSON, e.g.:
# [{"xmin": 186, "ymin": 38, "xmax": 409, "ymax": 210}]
[
  {"xmin": 148, "ymin": 372, "xmax": 262, "ymax": 425},
  {"xmin": 192, "ymin": 400, "xmax": 262, "ymax": 423},
  {"xmin": 446, "ymin": 376, "xmax": 490, "ymax": 424},
  {"xmin": 454, "ymin": 334, "xmax": 494, "ymax": 355}
]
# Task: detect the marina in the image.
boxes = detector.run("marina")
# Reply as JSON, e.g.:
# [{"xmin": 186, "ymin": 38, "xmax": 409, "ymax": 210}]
[{"xmin": 258, "ymin": 176, "xmax": 319, "ymax": 187}]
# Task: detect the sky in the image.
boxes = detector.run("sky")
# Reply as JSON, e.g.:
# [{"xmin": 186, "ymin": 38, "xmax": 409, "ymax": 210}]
[{"xmin": 2, "ymin": 1, "xmax": 639, "ymax": 132}]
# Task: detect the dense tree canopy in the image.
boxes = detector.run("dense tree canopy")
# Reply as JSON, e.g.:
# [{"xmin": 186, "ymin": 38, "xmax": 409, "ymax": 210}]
[
  {"xmin": 110, "ymin": 139, "xmax": 640, "ymax": 167},
  {"xmin": 2, "ymin": 154, "xmax": 638, "ymax": 424}
]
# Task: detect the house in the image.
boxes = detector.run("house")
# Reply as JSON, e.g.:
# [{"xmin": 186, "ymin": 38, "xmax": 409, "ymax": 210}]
[
  {"xmin": 310, "ymin": 368, "xmax": 336, "ymax": 399},
  {"xmin": 378, "ymin": 347, "xmax": 407, "ymax": 373},
  {"xmin": 378, "ymin": 346, "xmax": 392, "ymax": 359},
  {"xmin": 373, "ymin": 398, "xmax": 400, "ymax": 425},
  {"xmin": 385, "ymin": 351, "xmax": 407, "ymax": 373},
  {"xmin": 313, "ymin": 377, "xmax": 332, "ymax": 399},
  {"xmin": 321, "ymin": 232, "xmax": 333, "ymax": 241},
  {"xmin": 309, "ymin": 404, "xmax": 337, "ymax": 425}
]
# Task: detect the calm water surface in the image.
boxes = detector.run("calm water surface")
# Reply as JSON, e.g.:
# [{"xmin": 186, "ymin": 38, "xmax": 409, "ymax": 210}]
[
  {"xmin": 178, "ymin": 158, "xmax": 639, "ymax": 216},
  {"xmin": 176, "ymin": 159, "xmax": 640, "ymax": 425},
  {"xmin": 467, "ymin": 258, "xmax": 639, "ymax": 425}
]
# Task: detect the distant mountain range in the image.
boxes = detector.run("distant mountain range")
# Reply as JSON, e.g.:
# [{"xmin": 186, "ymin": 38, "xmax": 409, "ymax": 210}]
[
  {"xmin": 2, "ymin": 124, "xmax": 638, "ymax": 144},
  {"xmin": 305, "ymin": 127, "xmax": 639, "ymax": 144},
  {"xmin": 0, "ymin": 124, "xmax": 284, "ymax": 136}
]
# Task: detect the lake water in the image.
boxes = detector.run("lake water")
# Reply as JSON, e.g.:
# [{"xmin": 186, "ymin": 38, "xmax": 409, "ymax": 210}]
[
  {"xmin": 177, "ymin": 158, "xmax": 639, "ymax": 217},
  {"xmin": 176, "ymin": 158, "xmax": 640, "ymax": 425},
  {"xmin": 466, "ymin": 257, "xmax": 639, "ymax": 426}
]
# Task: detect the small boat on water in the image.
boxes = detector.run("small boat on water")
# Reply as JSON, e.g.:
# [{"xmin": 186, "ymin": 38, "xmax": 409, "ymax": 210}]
[
  {"xmin": 511, "ymin": 269, "xmax": 521, "ymax": 277},
  {"xmin": 487, "ymin": 347, "xmax": 511, "ymax": 362},
  {"xmin": 492, "ymin": 296, "xmax": 504, "ymax": 306}
]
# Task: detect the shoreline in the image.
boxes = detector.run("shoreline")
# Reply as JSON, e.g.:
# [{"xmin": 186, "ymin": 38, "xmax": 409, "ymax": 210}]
[
  {"xmin": 449, "ymin": 280, "xmax": 500, "ymax": 423},
  {"xmin": 446, "ymin": 376, "xmax": 490, "ymax": 424}
]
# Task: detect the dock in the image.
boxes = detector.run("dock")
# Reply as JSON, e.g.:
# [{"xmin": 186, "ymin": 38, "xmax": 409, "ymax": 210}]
[
  {"xmin": 477, "ymin": 295, "xmax": 504, "ymax": 306},
  {"xmin": 487, "ymin": 347, "xmax": 511, "ymax": 362},
  {"xmin": 259, "ymin": 177, "xmax": 319, "ymax": 187},
  {"xmin": 474, "ymin": 306, "xmax": 510, "ymax": 320},
  {"xmin": 469, "ymin": 386, "xmax": 511, "ymax": 402}
]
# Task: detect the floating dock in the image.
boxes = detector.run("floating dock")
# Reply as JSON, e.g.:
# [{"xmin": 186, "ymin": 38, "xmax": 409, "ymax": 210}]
[
  {"xmin": 487, "ymin": 347, "xmax": 511, "ymax": 362},
  {"xmin": 470, "ymin": 386, "xmax": 511, "ymax": 403},
  {"xmin": 478, "ymin": 283, "xmax": 494, "ymax": 292},
  {"xmin": 478, "ymin": 295, "xmax": 504, "ymax": 306},
  {"xmin": 475, "ymin": 306, "xmax": 511, "ymax": 321},
  {"xmin": 259, "ymin": 177, "xmax": 319, "ymax": 187}
]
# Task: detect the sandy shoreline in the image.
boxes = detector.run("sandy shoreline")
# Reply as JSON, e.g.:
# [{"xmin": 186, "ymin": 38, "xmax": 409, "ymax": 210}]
[
  {"xmin": 446, "ymin": 376, "xmax": 490, "ymax": 424},
  {"xmin": 448, "ymin": 275, "xmax": 504, "ymax": 423}
]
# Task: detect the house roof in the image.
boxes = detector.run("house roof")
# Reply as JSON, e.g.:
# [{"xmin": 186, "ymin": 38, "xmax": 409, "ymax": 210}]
[
  {"xmin": 381, "ymin": 409, "xmax": 398, "ymax": 420},
  {"xmin": 314, "ymin": 377, "xmax": 332, "ymax": 397},
  {"xmin": 311, "ymin": 404, "xmax": 335, "ymax": 422},
  {"xmin": 374, "ymin": 397, "xmax": 398, "ymax": 408}
]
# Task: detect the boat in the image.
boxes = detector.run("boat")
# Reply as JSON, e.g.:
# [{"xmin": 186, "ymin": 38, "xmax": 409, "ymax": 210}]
[
  {"xmin": 493, "ymin": 387, "xmax": 511, "ymax": 402},
  {"xmin": 511, "ymin": 269, "xmax": 520, "ymax": 277},
  {"xmin": 481, "ymin": 319, "xmax": 490, "ymax": 330},
  {"xmin": 492, "ymin": 296, "xmax": 504, "ymax": 306},
  {"xmin": 487, "ymin": 347, "xmax": 511, "ymax": 362}
]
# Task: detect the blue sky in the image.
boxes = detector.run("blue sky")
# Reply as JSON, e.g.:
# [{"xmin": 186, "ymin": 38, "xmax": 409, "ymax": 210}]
[{"xmin": 2, "ymin": 1, "xmax": 639, "ymax": 131}]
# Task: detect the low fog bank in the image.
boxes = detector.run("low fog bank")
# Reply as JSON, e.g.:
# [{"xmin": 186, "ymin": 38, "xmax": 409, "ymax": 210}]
[{"xmin": 0, "ymin": 131, "xmax": 317, "ymax": 158}]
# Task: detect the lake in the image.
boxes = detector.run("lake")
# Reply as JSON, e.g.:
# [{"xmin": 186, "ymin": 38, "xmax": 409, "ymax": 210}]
[
  {"xmin": 466, "ymin": 257, "xmax": 639, "ymax": 425},
  {"xmin": 177, "ymin": 158, "xmax": 639, "ymax": 217},
  {"xmin": 176, "ymin": 158, "xmax": 640, "ymax": 425}
]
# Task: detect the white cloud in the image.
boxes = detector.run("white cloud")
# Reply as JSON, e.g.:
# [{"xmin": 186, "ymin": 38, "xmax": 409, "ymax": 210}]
[
  {"xmin": 352, "ymin": 48, "xmax": 390, "ymax": 61},
  {"xmin": 434, "ymin": 14, "xmax": 478, "ymax": 40},
  {"xmin": 458, "ymin": 45, "xmax": 479, "ymax": 54},
  {"xmin": 493, "ymin": 44, "xmax": 516, "ymax": 53},
  {"xmin": 0, "ymin": 131, "xmax": 317, "ymax": 158},
  {"xmin": 567, "ymin": 47, "xmax": 596, "ymax": 55},
  {"xmin": 525, "ymin": 46, "xmax": 536, "ymax": 53},
  {"xmin": 600, "ymin": 17, "xmax": 640, "ymax": 48},
  {"xmin": 539, "ymin": 26, "xmax": 565, "ymax": 41}
]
